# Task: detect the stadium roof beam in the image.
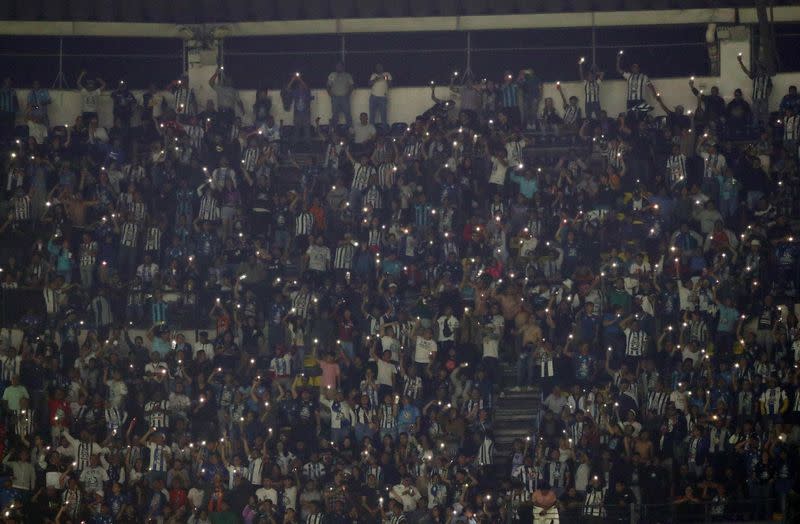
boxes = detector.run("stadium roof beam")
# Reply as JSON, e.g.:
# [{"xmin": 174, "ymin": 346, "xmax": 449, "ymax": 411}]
[{"xmin": 0, "ymin": 6, "xmax": 799, "ymax": 37}]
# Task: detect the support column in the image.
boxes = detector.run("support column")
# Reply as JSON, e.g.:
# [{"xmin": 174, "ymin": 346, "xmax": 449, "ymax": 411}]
[
  {"xmin": 718, "ymin": 26, "xmax": 751, "ymax": 99},
  {"xmin": 186, "ymin": 36, "xmax": 221, "ymax": 111}
]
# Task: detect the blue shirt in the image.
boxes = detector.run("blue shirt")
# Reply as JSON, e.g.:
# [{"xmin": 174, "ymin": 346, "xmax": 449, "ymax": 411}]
[
  {"xmin": 499, "ymin": 83, "xmax": 519, "ymax": 108},
  {"xmin": 510, "ymin": 173, "xmax": 538, "ymax": 198},
  {"xmin": 152, "ymin": 337, "xmax": 170, "ymax": 356},
  {"xmin": 292, "ymin": 86, "xmax": 312, "ymax": 114},
  {"xmin": 717, "ymin": 305, "xmax": 739, "ymax": 333},
  {"xmin": 398, "ymin": 405, "xmax": 420, "ymax": 432}
]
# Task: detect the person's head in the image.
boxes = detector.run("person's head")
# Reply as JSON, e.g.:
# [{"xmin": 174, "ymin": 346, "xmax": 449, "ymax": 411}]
[
  {"xmin": 335, "ymin": 61, "xmax": 345, "ymax": 73},
  {"xmin": 359, "ymin": 112, "xmax": 368, "ymax": 125}
]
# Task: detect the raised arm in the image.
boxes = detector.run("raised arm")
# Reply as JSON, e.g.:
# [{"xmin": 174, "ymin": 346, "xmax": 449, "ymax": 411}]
[
  {"xmin": 736, "ymin": 54, "xmax": 753, "ymax": 78},
  {"xmin": 555, "ymin": 83, "xmax": 568, "ymax": 109},
  {"xmin": 344, "ymin": 146, "xmax": 356, "ymax": 165},
  {"xmin": 654, "ymin": 93, "xmax": 671, "ymax": 115},
  {"xmin": 616, "ymin": 52, "xmax": 626, "ymax": 76},
  {"xmin": 578, "ymin": 58, "xmax": 586, "ymax": 81}
]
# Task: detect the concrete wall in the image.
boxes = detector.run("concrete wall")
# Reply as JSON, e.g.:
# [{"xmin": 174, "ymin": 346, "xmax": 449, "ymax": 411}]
[{"xmin": 16, "ymin": 70, "xmax": 800, "ymax": 133}]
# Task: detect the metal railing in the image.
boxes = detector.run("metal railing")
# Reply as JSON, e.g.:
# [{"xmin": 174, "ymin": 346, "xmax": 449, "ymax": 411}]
[{"xmin": 509, "ymin": 497, "xmax": 789, "ymax": 524}]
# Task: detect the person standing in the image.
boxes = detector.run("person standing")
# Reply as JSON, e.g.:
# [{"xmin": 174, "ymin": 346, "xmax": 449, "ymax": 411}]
[
  {"xmin": 368, "ymin": 63, "xmax": 392, "ymax": 125},
  {"xmin": 737, "ymin": 54, "xmax": 773, "ymax": 129},
  {"xmin": 0, "ymin": 77, "xmax": 20, "ymax": 143},
  {"xmin": 111, "ymin": 80, "xmax": 138, "ymax": 128},
  {"xmin": 519, "ymin": 68, "xmax": 541, "ymax": 129},
  {"xmin": 208, "ymin": 66, "xmax": 244, "ymax": 135},
  {"xmin": 499, "ymin": 70, "xmax": 520, "ymax": 126},
  {"xmin": 578, "ymin": 58, "xmax": 603, "ymax": 120},
  {"xmin": 287, "ymin": 73, "xmax": 313, "ymax": 145},
  {"xmin": 616, "ymin": 50, "xmax": 651, "ymax": 110},
  {"xmin": 171, "ymin": 74, "xmax": 197, "ymax": 122},
  {"xmin": 76, "ymin": 70, "xmax": 106, "ymax": 122},
  {"xmin": 26, "ymin": 80, "xmax": 51, "ymax": 125},
  {"xmin": 327, "ymin": 61, "xmax": 354, "ymax": 128}
]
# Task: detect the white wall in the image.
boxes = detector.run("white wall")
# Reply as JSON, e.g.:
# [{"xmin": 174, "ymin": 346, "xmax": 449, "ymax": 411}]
[{"xmin": 16, "ymin": 72, "xmax": 800, "ymax": 133}]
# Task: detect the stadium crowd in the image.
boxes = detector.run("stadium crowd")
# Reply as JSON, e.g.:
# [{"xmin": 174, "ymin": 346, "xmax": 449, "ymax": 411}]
[{"xmin": 0, "ymin": 50, "xmax": 798, "ymax": 524}]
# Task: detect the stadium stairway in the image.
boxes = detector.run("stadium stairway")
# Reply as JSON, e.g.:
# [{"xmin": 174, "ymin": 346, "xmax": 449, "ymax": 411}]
[{"xmin": 492, "ymin": 361, "xmax": 541, "ymax": 478}]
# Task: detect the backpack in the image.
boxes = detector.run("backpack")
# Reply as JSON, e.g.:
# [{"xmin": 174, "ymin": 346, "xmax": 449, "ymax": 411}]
[{"xmin": 442, "ymin": 317, "xmax": 452, "ymax": 338}]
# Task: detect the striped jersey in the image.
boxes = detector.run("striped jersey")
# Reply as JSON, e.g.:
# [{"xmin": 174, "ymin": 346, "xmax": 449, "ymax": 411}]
[
  {"xmin": 146, "ymin": 442, "xmax": 170, "ymax": 472},
  {"xmin": 563, "ymin": 104, "xmax": 581, "ymax": 125},
  {"xmin": 377, "ymin": 163, "xmax": 397, "ymax": 188},
  {"xmin": 402, "ymin": 375, "xmax": 423, "ymax": 400},
  {"xmin": 198, "ymin": 192, "xmax": 220, "ymax": 222},
  {"xmin": 80, "ymin": 240, "xmax": 97, "ymax": 266},
  {"xmin": 352, "ymin": 162, "xmax": 373, "ymax": 191},
  {"xmin": 173, "ymin": 86, "xmax": 193, "ymax": 114},
  {"xmin": 241, "ymin": 147, "xmax": 259, "ymax": 172},
  {"xmin": 129, "ymin": 202, "xmax": 147, "ymax": 222},
  {"xmin": 583, "ymin": 487, "xmax": 607, "ymax": 516},
  {"xmin": 122, "ymin": 164, "xmax": 146, "ymax": 183},
  {"xmin": 514, "ymin": 465, "xmax": 538, "ymax": 492},
  {"xmin": 295, "ymin": 211, "xmax": 314, "ymax": 235},
  {"xmin": 145, "ymin": 400, "xmax": 169, "ymax": 429},
  {"xmin": 477, "ymin": 437, "xmax": 494, "ymax": 466},
  {"xmin": 144, "ymin": 227, "xmax": 162, "ymax": 253},
  {"xmin": 379, "ymin": 404, "xmax": 396, "ymax": 429},
  {"xmin": 623, "ymin": 72, "xmax": 649, "ymax": 101},
  {"xmin": 647, "ymin": 391, "xmax": 669, "ymax": 415},
  {"xmin": 184, "ymin": 125, "xmax": 205, "ymax": 151},
  {"xmin": 302, "ymin": 461, "xmax": 325, "ymax": 480},
  {"xmin": 291, "ymin": 292, "xmax": 312, "ymax": 318},
  {"xmin": 584, "ymin": 79, "xmax": 601, "ymax": 103},
  {"xmin": 784, "ymin": 114, "xmax": 798, "ymax": 142},
  {"xmin": 759, "ymin": 387, "xmax": 786, "ymax": 415},
  {"xmin": 402, "ymin": 140, "xmax": 423, "ymax": 160},
  {"xmin": 624, "ymin": 329, "xmax": 647, "ymax": 357},
  {"xmin": 334, "ymin": 243, "xmax": 355, "ymax": 270},
  {"xmin": 11, "ymin": 196, "xmax": 30, "ymax": 221},
  {"xmin": 12, "ymin": 409, "xmax": 34, "ymax": 438},
  {"xmin": 752, "ymin": 74, "xmax": 771, "ymax": 101},
  {"xmin": 246, "ymin": 456, "xmax": 265, "ymax": 485},
  {"xmin": 666, "ymin": 154, "xmax": 687, "ymax": 186},
  {"xmin": 701, "ymin": 152, "xmax": 726, "ymax": 179},
  {"xmin": 499, "ymin": 82, "xmax": 519, "ymax": 108},
  {"xmin": 364, "ymin": 185, "xmax": 383, "ymax": 210},
  {"xmin": 367, "ymin": 228, "xmax": 383, "ymax": 249},
  {"xmin": 211, "ymin": 167, "xmax": 235, "ymax": 189},
  {"xmin": 119, "ymin": 222, "xmax": 139, "ymax": 247}
]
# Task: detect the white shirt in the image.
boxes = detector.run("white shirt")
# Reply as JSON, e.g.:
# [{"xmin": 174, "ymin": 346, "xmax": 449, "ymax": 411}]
[
  {"xmin": 505, "ymin": 140, "xmax": 527, "ymax": 166},
  {"xmin": 306, "ymin": 245, "xmax": 330, "ymax": 272},
  {"xmin": 105, "ymin": 380, "xmax": 128, "ymax": 409},
  {"xmin": 482, "ymin": 315, "xmax": 504, "ymax": 358},
  {"xmin": 670, "ymin": 390, "xmax": 688, "ymax": 413},
  {"xmin": 370, "ymin": 73, "xmax": 392, "ymax": 97},
  {"xmin": 256, "ymin": 486, "xmax": 278, "ymax": 504},
  {"xmin": 414, "ymin": 337, "xmax": 437, "ymax": 364},
  {"xmin": 390, "ymin": 483, "xmax": 421, "ymax": 512},
  {"xmin": 353, "ymin": 123, "xmax": 376, "ymax": 144},
  {"xmin": 436, "ymin": 316, "xmax": 460, "ymax": 342},
  {"xmin": 375, "ymin": 359, "xmax": 397, "ymax": 386},
  {"xmin": 79, "ymin": 465, "xmax": 108, "ymax": 494},
  {"xmin": 81, "ymin": 88, "xmax": 102, "ymax": 113},
  {"xmin": 489, "ymin": 157, "xmax": 507, "ymax": 185}
]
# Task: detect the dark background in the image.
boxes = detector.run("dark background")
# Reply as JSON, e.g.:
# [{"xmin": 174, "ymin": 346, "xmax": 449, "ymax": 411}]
[{"xmin": 0, "ymin": 23, "xmax": 798, "ymax": 90}]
